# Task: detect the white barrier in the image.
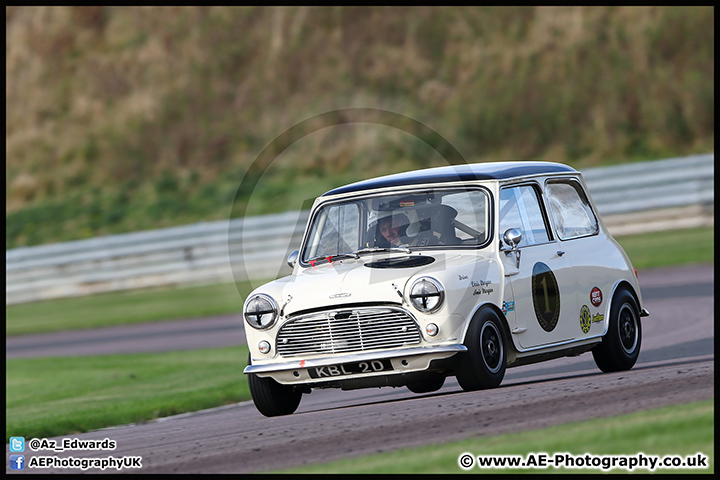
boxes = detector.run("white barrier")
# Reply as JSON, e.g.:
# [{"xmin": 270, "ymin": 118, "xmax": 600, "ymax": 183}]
[{"xmin": 6, "ymin": 154, "xmax": 714, "ymax": 304}]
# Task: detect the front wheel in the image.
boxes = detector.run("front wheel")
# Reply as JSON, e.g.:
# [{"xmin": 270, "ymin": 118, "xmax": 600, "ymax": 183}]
[
  {"xmin": 592, "ymin": 288, "xmax": 642, "ymax": 373},
  {"xmin": 455, "ymin": 308, "xmax": 507, "ymax": 391},
  {"xmin": 247, "ymin": 354, "xmax": 302, "ymax": 417}
]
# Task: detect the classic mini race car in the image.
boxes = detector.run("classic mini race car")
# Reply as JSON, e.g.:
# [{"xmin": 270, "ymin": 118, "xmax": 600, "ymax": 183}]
[{"xmin": 242, "ymin": 161, "xmax": 649, "ymax": 416}]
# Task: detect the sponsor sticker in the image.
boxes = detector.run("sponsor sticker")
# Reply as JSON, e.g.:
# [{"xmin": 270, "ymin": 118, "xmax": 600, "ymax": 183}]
[
  {"xmin": 590, "ymin": 287, "xmax": 603, "ymax": 307},
  {"xmin": 502, "ymin": 301, "xmax": 515, "ymax": 315},
  {"xmin": 579, "ymin": 305, "xmax": 592, "ymax": 334}
]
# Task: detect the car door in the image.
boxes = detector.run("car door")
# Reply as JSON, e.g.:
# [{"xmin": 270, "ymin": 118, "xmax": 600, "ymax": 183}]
[{"xmin": 499, "ymin": 183, "xmax": 579, "ymax": 350}]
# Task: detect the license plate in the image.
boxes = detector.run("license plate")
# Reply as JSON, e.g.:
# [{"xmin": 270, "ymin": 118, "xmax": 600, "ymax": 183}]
[{"xmin": 307, "ymin": 359, "xmax": 394, "ymax": 379}]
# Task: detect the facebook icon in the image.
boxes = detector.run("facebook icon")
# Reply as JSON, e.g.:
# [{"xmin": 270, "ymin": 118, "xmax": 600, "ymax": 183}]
[{"xmin": 9, "ymin": 455, "xmax": 25, "ymax": 470}]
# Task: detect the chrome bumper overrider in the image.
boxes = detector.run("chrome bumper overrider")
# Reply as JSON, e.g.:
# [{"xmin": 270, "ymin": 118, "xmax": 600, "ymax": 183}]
[{"xmin": 243, "ymin": 344, "xmax": 467, "ymax": 375}]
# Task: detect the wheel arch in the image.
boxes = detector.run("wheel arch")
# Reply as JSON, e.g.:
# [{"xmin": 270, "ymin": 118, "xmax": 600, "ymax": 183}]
[
  {"xmin": 462, "ymin": 301, "xmax": 518, "ymax": 365},
  {"xmin": 608, "ymin": 280, "xmax": 641, "ymax": 318}
]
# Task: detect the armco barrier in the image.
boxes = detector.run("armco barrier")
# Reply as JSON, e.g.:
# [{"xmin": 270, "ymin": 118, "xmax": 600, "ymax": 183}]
[{"xmin": 6, "ymin": 154, "xmax": 714, "ymax": 305}]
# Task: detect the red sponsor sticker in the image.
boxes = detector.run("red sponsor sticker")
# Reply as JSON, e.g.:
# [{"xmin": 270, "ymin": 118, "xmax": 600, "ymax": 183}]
[{"xmin": 590, "ymin": 287, "xmax": 603, "ymax": 307}]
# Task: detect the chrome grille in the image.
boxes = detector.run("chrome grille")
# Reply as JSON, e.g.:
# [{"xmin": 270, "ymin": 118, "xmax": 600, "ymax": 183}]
[{"xmin": 276, "ymin": 307, "xmax": 421, "ymax": 357}]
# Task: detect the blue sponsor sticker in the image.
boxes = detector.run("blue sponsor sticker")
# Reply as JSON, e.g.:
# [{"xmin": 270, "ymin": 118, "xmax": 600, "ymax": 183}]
[{"xmin": 502, "ymin": 301, "xmax": 515, "ymax": 314}]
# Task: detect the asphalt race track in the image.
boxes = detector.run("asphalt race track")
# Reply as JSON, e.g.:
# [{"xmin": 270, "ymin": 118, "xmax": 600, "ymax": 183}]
[{"xmin": 5, "ymin": 263, "xmax": 714, "ymax": 473}]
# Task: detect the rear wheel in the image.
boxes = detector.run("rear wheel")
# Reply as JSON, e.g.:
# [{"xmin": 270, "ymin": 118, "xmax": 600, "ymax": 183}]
[
  {"xmin": 247, "ymin": 354, "xmax": 302, "ymax": 417},
  {"xmin": 592, "ymin": 288, "xmax": 642, "ymax": 373},
  {"xmin": 455, "ymin": 308, "xmax": 507, "ymax": 391}
]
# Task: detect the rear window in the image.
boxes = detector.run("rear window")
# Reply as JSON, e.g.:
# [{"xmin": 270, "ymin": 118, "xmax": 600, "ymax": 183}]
[{"xmin": 546, "ymin": 180, "xmax": 598, "ymax": 240}]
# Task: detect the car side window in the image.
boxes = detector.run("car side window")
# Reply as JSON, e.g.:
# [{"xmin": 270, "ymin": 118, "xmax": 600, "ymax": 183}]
[
  {"xmin": 499, "ymin": 185, "xmax": 550, "ymax": 247},
  {"xmin": 546, "ymin": 180, "xmax": 599, "ymax": 240}
]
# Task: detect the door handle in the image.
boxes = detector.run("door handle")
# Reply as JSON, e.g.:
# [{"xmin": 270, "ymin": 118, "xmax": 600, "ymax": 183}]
[{"xmin": 557, "ymin": 250, "xmax": 565, "ymax": 257}]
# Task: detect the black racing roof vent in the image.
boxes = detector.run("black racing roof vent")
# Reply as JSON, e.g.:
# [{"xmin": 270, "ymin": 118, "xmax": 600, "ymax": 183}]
[{"xmin": 364, "ymin": 256, "xmax": 436, "ymax": 269}]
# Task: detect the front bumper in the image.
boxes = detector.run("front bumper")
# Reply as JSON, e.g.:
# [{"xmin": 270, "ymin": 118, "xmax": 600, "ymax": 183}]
[{"xmin": 244, "ymin": 344, "xmax": 467, "ymax": 385}]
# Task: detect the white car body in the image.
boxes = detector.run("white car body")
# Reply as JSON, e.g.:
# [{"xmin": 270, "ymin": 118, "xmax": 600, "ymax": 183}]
[{"xmin": 242, "ymin": 161, "xmax": 648, "ymax": 416}]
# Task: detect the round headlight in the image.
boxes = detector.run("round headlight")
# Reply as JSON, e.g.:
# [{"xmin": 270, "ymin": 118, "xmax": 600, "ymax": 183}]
[
  {"xmin": 409, "ymin": 277, "xmax": 444, "ymax": 313},
  {"xmin": 244, "ymin": 294, "xmax": 278, "ymax": 330}
]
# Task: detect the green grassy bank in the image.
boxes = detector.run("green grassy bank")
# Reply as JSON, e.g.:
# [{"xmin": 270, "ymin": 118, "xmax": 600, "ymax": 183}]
[
  {"xmin": 5, "ymin": 346, "xmax": 250, "ymax": 441},
  {"xmin": 7, "ymin": 7, "xmax": 714, "ymax": 248}
]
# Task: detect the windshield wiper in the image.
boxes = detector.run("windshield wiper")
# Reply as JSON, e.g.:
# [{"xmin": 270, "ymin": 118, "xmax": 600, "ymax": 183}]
[
  {"xmin": 352, "ymin": 246, "xmax": 412, "ymax": 256},
  {"xmin": 306, "ymin": 252, "xmax": 360, "ymax": 266},
  {"xmin": 306, "ymin": 246, "xmax": 412, "ymax": 266}
]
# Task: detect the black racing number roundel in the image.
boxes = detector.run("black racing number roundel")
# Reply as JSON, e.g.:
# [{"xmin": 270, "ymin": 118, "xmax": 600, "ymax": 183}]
[{"xmin": 531, "ymin": 262, "xmax": 561, "ymax": 332}]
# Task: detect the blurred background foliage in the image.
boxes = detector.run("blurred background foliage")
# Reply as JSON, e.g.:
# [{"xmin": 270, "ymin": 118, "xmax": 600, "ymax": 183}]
[{"xmin": 6, "ymin": 6, "xmax": 714, "ymax": 248}]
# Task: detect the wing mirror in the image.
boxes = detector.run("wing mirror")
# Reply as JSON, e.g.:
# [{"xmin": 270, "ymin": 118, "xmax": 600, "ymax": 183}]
[
  {"xmin": 287, "ymin": 250, "xmax": 299, "ymax": 269},
  {"xmin": 503, "ymin": 228, "xmax": 522, "ymax": 251},
  {"xmin": 502, "ymin": 228, "xmax": 522, "ymax": 268}
]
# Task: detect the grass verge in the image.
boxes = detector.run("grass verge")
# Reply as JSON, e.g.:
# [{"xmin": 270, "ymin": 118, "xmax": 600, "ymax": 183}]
[
  {"xmin": 5, "ymin": 226, "xmax": 714, "ymax": 336},
  {"xmin": 277, "ymin": 399, "xmax": 714, "ymax": 474},
  {"xmin": 5, "ymin": 346, "xmax": 250, "ymax": 442},
  {"xmin": 614, "ymin": 226, "xmax": 714, "ymax": 270},
  {"xmin": 5, "ymin": 280, "xmax": 262, "ymax": 336}
]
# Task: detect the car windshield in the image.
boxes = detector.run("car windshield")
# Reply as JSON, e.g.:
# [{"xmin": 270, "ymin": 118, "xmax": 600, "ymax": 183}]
[{"xmin": 301, "ymin": 188, "xmax": 491, "ymax": 263}]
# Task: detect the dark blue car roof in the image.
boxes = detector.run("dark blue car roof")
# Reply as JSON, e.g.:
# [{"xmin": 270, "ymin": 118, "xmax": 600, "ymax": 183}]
[{"xmin": 322, "ymin": 161, "xmax": 577, "ymax": 197}]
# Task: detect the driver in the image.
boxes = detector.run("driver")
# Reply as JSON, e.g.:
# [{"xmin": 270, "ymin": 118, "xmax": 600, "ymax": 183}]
[{"xmin": 377, "ymin": 214, "xmax": 409, "ymax": 246}]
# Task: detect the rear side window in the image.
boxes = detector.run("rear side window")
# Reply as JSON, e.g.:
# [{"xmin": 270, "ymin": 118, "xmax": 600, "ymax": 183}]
[{"xmin": 546, "ymin": 180, "xmax": 598, "ymax": 240}]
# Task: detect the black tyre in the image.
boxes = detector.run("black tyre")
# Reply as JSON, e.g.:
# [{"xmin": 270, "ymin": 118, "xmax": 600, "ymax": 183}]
[
  {"xmin": 592, "ymin": 288, "xmax": 642, "ymax": 373},
  {"xmin": 455, "ymin": 308, "xmax": 507, "ymax": 391},
  {"xmin": 247, "ymin": 354, "xmax": 302, "ymax": 417},
  {"xmin": 406, "ymin": 373, "xmax": 446, "ymax": 394}
]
